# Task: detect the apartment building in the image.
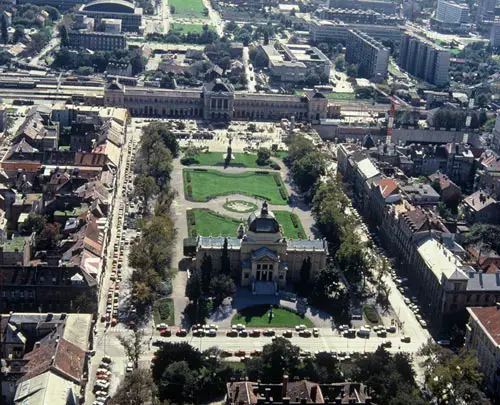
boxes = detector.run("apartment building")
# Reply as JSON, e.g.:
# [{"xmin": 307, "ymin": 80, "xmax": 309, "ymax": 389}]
[
  {"xmin": 466, "ymin": 306, "xmax": 500, "ymax": 399},
  {"xmin": 490, "ymin": 19, "xmax": 500, "ymax": 47},
  {"xmin": 309, "ymin": 20, "xmax": 404, "ymax": 43},
  {"xmin": 435, "ymin": 0, "xmax": 469, "ymax": 24},
  {"xmin": 68, "ymin": 30, "xmax": 127, "ymax": 51},
  {"xmin": 399, "ymin": 31, "xmax": 450, "ymax": 85},
  {"xmin": 76, "ymin": 0, "xmax": 143, "ymax": 32},
  {"xmin": 477, "ymin": 0, "xmax": 497, "ymax": 23},
  {"xmin": 345, "ymin": 29, "xmax": 389, "ymax": 80}
]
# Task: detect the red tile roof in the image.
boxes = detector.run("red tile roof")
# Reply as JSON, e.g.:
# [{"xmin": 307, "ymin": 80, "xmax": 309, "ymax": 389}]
[
  {"xmin": 375, "ymin": 178, "xmax": 399, "ymax": 198},
  {"xmin": 470, "ymin": 306, "xmax": 500, "ymax": 345}
]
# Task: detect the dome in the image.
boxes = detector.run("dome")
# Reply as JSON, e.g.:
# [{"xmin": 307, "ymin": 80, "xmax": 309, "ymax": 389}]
[{"xmin": 247, "ymin": 202, "xmax": 280, "ymax": 233}]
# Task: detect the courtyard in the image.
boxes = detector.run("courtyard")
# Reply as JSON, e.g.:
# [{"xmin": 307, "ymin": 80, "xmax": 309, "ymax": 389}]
[
  {"xmin": 182, "ymin": 151, "xmax": 277, "ymax": 169},
  {"xmin": 169, "ymin": 0, "xmax": 207, "ymax": 19},
  {"xmin": 183, "ymin": 168, "xmax": 288, "ymax": 205},
  {"xmin": 232, "ymin": 305, "xmax": 313, "ymax": 328}
]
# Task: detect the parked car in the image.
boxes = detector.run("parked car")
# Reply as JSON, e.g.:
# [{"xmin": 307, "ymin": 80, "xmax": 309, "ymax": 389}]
[
  {"xmin": 176, "ymin": 328, "xmax": 187, "ymax": 337},
  {"xmin": 226, "ymin": 330, "xmax": 238, "ymax": 337},
  {"xmin": 299, "ymin": 330, "xmax": 312, "ymax": 338},
  {"xmin": 282, "ymin": 330, "xmax": 293, "ymax": 338},
  {"xmin": 249, "ymin": 329, "xmax": 261, "ymax": 337},
  {"xmin": 401, "ymin": 336, "xmax": 411, "ymax": 343}
]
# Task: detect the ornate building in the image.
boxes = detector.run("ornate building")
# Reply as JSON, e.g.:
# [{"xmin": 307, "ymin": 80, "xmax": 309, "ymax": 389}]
[
  {"xmin": 195, "ymin": 203, "xmax": 328, "ymax": 294},
  {"xmin": 104, "ymin": 80, "xmax": 336, "ymax": 122}
]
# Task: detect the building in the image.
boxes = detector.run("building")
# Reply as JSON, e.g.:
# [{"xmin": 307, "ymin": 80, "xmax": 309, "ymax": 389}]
[
  {"xmin": 258, "ymin": 43, "xmax": 331, "ymax": 82},
  {"xmin": 104, "ymin": 80, "xmax": 332, "ymax": 122},
  {"xmin": 226, "ymin": 378, "xmax": 373, "ymax": 405},
  {"xmin": 435, "ymin": 0, "xmax": 469, "ymax": 24},
  {"xmin": 398, "ymin": 31, "xmax": 450, "ymax": 86},
  {"xmin": 195, "ymin": 203, "xmax": 327, "ymax": 294},
  {"xmin": 477, "ymin": 0, "xmax": 497, "ymax": 23},
  {"xmin": 316, "ymin": 7, "xmax": 404, "ymax": 25},
  {"xmin": 17, "ymin": 0, "xmax": 89, "ymax": 10},
  {"xmin": 490, "ymin": 19, "xmax": 500, "ymax": 47},
  {"xmin": 102, "ymin": 18, "xmax": 122, "ymax": 33},
  {"xmin": 428, "ymin": 171, "xmax": 461, "ymax": 204},
  {"xmin": 309, "ymin": 20, "xmax": 404, "ymax": 43},
  {"xmin": 76, "ymin": 0, "xmax": 143, "ymax": 32},
  {"xmin": 68, "ymin": 30, "xmax": 127, "ymax": 51},
  {"xmin": 465, "ymin": 306, "xmax": 500, "ymax": 399},
  {"xmin": 401, "ymin": 181, "xmax": 441, "ymax": 207},
  {"xmin": 461, "ymin": 190, "xmax": 500, "ymax": 224},
  {"xmin": 345, "ymin": 29, "xmax": 389, "ymax": 81},
  {"xmin": 326, "ymin": 0, "xmax": 399, "ymax": 14}
]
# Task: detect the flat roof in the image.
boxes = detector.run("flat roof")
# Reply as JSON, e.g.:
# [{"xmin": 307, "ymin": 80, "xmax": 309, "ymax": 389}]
[{"xmin": 417, "ymin": 237, "xmax": 467, "ymax": 283}]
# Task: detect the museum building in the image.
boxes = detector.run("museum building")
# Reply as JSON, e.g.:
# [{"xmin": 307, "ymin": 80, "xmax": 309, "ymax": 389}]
[{"xmin": 195, "ymin": 202, "xmax": 328, "ymax": 294}]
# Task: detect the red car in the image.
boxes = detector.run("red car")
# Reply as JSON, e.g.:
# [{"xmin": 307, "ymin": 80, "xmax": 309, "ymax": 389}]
[
  {"xmin": 249, "ymin": 330, "xmax": 261, "ymax": 337},
  {"xmin": 160, "ymin": 329, "xmax": 171, "ymax": 337},
  {"xmin": 234, "ymin": 350, "xmax": 246, "ymax": 357},
  {"xmin": 176, "ymin": 328, "xmax": 187, "ymax": 337},
  {"xmin": 226, "ymin": 330, "xmax": 237, "ymax": 337}
]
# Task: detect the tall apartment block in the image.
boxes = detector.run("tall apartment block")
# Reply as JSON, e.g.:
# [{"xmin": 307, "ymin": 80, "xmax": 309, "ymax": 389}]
[
  {"xmin": 477, "ymin": 0, "xmax": 497, "ymax": 23},
  {"xmin": 490, "ymin": 18, "xmax": 500, "ymax": 46},
  {"xmin": 399, "ymin": 31, "xmax": 450, "ymax": 86},
  {"xmin": 435, "ymin": 0, "xmax": 469, "ymax": 23},
  {"xmin": 345, "ymin": 29, "xmax": 389, "ymax": 81}
]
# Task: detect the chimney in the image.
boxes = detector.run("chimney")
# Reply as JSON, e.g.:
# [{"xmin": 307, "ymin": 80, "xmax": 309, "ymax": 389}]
[
  {"xmin": 311, "ymin": 386, "xmax": 318, "ymax": 403},
  {"xmin": 282, "ymin": 375, "xmax": 289, "ymax": 398},
  {"xmin": 496, "ymin": 302, "xmax": 500, "ymax": 310},
  {"xmin": 34, "ymin": 341, "xmax": 41, "ymax": 349}
]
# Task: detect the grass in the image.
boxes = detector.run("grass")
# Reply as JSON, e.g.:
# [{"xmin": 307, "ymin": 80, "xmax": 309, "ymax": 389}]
[
  {"xmin": 294, "ymin": 90, "xmax": 355, "ymax": 100},
  {"xmin": 170, "ymin": 23, "xmax": 212, "ymax": 34},
  {"xmin": 169, "ymin": 0, "xmax": 207, "ymax": 18},
  {"xmin": 184, "ymin": 169, "xmax": 288, "ymax": 205},
  {"xmin": 232, "ymin": 305, "xmax": 313, "ymax": 328},
  {"xmin": 362, "ymin": 304, "xmax": 380, "ymax": 325},
  {"xmin": 187, "ymin": 209, "xmax": 306, "ymax": 238},
  {"xmin": 273, "ymin": 151, "xmax": 289, "ymax": 159},
  {"xmin": 182, "ymin": 151, "xmax": 273, "ymax": 169},
  {"xmin": 153, "ymin": 298, "xmax": 175, "ymax": 326},
  {"xmin": 223, "ymin": 200, "xmax": 258, "ymax": 213},
  {"xmin": 1, "ymin": 236, "xmax": 26, "ymax": 253}
]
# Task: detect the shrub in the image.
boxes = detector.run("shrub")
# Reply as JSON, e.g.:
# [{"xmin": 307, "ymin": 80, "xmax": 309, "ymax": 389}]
[
  {"xmin": 254, "ymin": 170, "xmax": 269, "ymax": 175},
  {"xmin": 298, "ymin": 231, "xmax": 306, "ymax": 239},
  {"xmin": 270, "ymin": 162, "xmax": 281, "ymax": 170},
  {"xmin": 187, "ymin": 210, "xmax": 196, "ymax": 226},
  {"xmin": 181, "ymin": 157, "xmax": 198, "ymax": 166},
  {"xmin": 291, "ymin": 214, "xmax": 299, "ymax": 228},
  {"xmin": 193, "ymin": 168, "xmax": 208, "ymax": 172},
  {"xmin": 156, "ymin": 299, "xmax": 171, "ymax": 322},
  {"xmin": 191, "ymin": 229, "xmax": 198, "ymax": 238},
  {"xmin": 187, "ymin": 184, "xmax": 193, "ymax": 197},
  {"xmin": 273, "ymin": 175, "xmax": 282, "ymax": 186},
  {"xmin": 186, "ymin": 171, "xmax": 192, "ymax": 183},
  {"xmin": 363, "ymin": 304, "xmax": 379, "ymax": 324},
  {"xmin": 279, "ymin": 187, "xmax": 287, "ymax": 200}
]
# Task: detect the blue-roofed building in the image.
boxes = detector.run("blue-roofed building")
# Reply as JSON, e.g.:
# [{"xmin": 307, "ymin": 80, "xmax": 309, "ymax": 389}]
[{"xmin": 195, "ymin": 202, "xmax": 327, "ymax": 294}]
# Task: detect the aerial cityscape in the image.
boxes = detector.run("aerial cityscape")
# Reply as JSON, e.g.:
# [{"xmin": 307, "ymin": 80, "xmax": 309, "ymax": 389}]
[{"xmin": 2, "ymin": 0, "xmax": 500, "ymax": 403}]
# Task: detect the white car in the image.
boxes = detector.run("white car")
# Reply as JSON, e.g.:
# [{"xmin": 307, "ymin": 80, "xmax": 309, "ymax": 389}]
[
  {"xmin": 126, "ymin": 362, "xmax": 133, "ymax": 374},
  {"xmin": 156, "ymin": 323, "xmax": 168, "ymax": 330}
]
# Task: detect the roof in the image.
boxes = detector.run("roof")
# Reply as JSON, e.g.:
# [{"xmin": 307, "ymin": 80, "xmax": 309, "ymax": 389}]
[
  {"xmin": 82, "ymin": 0, "xmax": 137, "ymax": 13},
  {"xmin": 463, "ymin": 190, "xmax": 497, "ymax": 212},
  {"xmin": 14, "ymin": 371, "xmax": 79, "ymax": 405},
  {"xmin": 252, "ymin": 247, "xmax": 279, "ymax": 261},
  {"xmin": 428, "ymin": 171, "xmax": 459, "ymax": 191},
  {"xmin": 356, "ymin": 158, "xmax": 380, "ymax": 180},
  {"xmin": 247, "ymin": 203, "xmax": 280, "ymax": 233},
  {"xmin": 467, "ymin": 272, "xmax": 500, "ymax": 292},
  {"xmin": 203, "ymin": 79, "xmax": 234, "ymax": 93},
  {"xmin": 468, "ymin": 306, "xmax": 500, "ymax": 346},
  {"xmin": 198, "ymin": 236, "xmax": 241, "ymax": 249},
  {"xmin": 287, "ymin": 239, "xmax": 326, "ymax": 251},
  {"xmin": 375, "ymin": 177, "xmax": 399, "ymax": 199},
  {"xmin": 416, "ymin": 237, "xmax": 467, "ymax": 283}
]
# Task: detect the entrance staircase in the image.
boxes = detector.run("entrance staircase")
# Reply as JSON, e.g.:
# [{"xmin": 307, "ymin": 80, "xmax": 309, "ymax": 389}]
[{"xmin": 253, "ymin": 281, "xmax": 277, "ymax": 295}]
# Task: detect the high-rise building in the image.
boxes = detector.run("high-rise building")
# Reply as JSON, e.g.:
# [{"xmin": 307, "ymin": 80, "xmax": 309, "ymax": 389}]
[
  {"xmin": 477, "ymin": 0, "xmax": 497, "ymax": 23},
  {"xmin": 345, "ymin": 29, "xmax": 389, "ymax": 80},
  {"xmin": 490, "ymin": 18, "xmax": 500, "ymax": 47},
  {"xmin": 399, "ymin": 31, "xmax": 450, "ymax": 86},
  {"xmin": 435, "ymin": 0, "xmax": 469, "ymax": 23}
]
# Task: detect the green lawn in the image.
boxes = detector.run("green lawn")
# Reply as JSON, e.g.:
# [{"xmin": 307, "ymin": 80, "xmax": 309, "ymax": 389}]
[
  {"xmin": 232, "ymin": 305, "xmax": 313, "ymax": 328},
  {"xmin": 183, "ymin": 151, "xmax": 273, "ymax": 168},
  {"xmin": 170, "ymin": 23, "xmax": 212, "ymax": 34},
  {"xmin": 273, "ymin": 151, "xmax": 289, "ymax": 159},
  {"xmin": 295, "ymin": 90, "xmax": 355, "ymax": 100},
  {"xmin": 184, "ymin": 169, "xmax": 288, "ymax": 205},
  {"xmin": 188, "ymin": 209, "xmax": 306, "ymax": 238},
  {"xmin": 153, "ymin": 298, "xmax": 175, "ymax": 326},
  {"xmin": 169, "ymin": 0, "xmax": 207, "ymax": 18}
]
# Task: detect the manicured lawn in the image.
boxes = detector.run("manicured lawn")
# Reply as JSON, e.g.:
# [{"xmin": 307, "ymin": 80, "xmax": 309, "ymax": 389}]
[
  {"xmin": 232, "ymin": 305, "xmax": 313, "ymax": 328},
  {"xmin": 169, "ymin": 0, "xmax": 207, "ymax": 18},
  {"xmin": 274, "ymin": 151, "xmax": 289, "ymax": 159},
  {"xmin": 153, "ymin": 298, "xmax": 175, "ymax": 326},
  {"xmin": 184, "ymin": 169, "xmax": 288, "ymax": 205},
  {"xmin": 187, "ymin": 209, "xmax": 306, "ymax": 238},
  {"xmin": 326, "ymin": 92, "xmax": 356, "ymax": 100},
  {"xmin": 274, "ymin": 211, "xmax": 307, "ymax": 239},
  {"xmin": 170, "ymin": 23, "xmax": 212, "ymax": 34},
  {"xmin": 182, "ymin": 151, "xmax": 273, "ymax": 169}
]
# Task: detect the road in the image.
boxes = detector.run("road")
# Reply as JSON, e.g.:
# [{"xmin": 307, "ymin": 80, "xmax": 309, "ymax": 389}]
[
  {"xmin": 242, "ymin": 47, "xmax": 256, "ymax": 93},
  {"xmin": 24, "ymin": 30, "xmax": 60, "ymax": 67},
  {"xmin": 201, "ymin": 0, "xmax": 223, "ymax": 36}
]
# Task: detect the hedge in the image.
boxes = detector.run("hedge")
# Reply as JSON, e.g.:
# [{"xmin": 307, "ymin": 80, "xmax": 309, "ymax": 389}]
[
  {"xmin": 273, "ymin": 175, "xmax": 282, "ymax": 186},
  {"xmin": 187, "ymin": 184, "xmax": 193, "ymax": 197},
  {"xmin": 255, "ymin": 171, "xmax": 270, "ymax": 175},
  {"xmin": 298, "ymin": 231, "xmax": 306, "ymax": 239},
  {"xmin": 270, "ymin": 162, "xmax": 281, "ymax": 170},
  {"xmin": 193, "ymin": 168, "xmax": 208, "ymax": 172},
  {"xmin": 363, "ymin": 304, "xmax": 379, "ymax": 324},
  {"xmin": 279, "ymin": 187, "xmax": 287, "ymax": 200},
  {"xmin": 187, "ymin": 210, "xmax": 196, "ymax": 226},
  {"xmin": 186, "ymin": 171, "xmax": 191, "ymax": 183},
  {"xmin": 291, "ymin": 213, "xmax": 299, "ymax": 228}
]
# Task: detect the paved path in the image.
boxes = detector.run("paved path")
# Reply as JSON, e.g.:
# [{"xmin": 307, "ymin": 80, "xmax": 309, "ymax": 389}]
[{"xmin": 169, "ymin": 159, "xmax": 318, "ymax": 326}]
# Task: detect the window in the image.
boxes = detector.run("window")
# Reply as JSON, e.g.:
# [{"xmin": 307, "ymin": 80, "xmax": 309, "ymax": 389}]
[
  {"xmin": 257, "ymin": 264, "xmax": 261, "ymax": 270},
  {"xmin": 453, "ymin": 295, "xmax": 457, "ymax": 303},
  {"xmin": 262, "ymin": 264, "xmax": 268, "ymax": 270},
  {"xmin": 454, "ymin": 283, "xmax": 461, "ymax": 291},
  {"xmin": 467, "ymin": 294, "xmax": 471, "ymax": 302},
  {"xmin": 269, "ymin": 264, "xmax": 274, "ymax": 270},
  {"xmin": 279, "ymin": 274, "xmax": 284, "ymax": 279},
  {"xmin": 476, "ymin": 294, "xmax": 480, "ymax": 303},
  {"xmin": 485, "ymin": 295, "xmax": 490, "ymax": 303},
  {"xmin": 244, "ymin": 273, "xmax": 249, "ymax": 279}
]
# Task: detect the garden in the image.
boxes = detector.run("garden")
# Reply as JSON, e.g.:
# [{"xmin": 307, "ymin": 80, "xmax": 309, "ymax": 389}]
[
  {"xmin": 181, "ymin": 151, "xmax": 279, "ymax": 169},
  {"xmin": 232, "ymin": 305, "xmax": 313, "ymax": 328},
  {"xmin": 184, "ymin": 169, "xmax": 288, "ymax": 205},
  {"xmin": 169, "ymin": 0, "xmax": 207, "ymax": 18}
]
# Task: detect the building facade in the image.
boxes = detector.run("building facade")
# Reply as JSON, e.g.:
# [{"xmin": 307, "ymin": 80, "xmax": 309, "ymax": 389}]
[
  {"xmin": 399, "ymin": 31, "xmax": 450, "ymax": 85},
  {"xmin": 104, "ymin": 80, "xmax": 332, "ymax": 122},
  {"xmin": 435, "ymin": 0, "xmax": 469, "ymax": 24},
  {"xmin": 68, "ymin": 30, "xmax": 127, "ymax": 51},
  {"xmin": 490, "ymin": 19, "xmax": 500, "ymax": 47},
  {"xmin": 76, "ymin": 0, "xmax": 142, "ymax": 32},
  {"xmin": 195, "ymin": 203, "xmax": 327, "ymax": 294},
  {"xmin": 309, "ymin": 20, "xmax": 404, "ymax": 43},
  {"xmin": 345, "ymin": 29, "xmax": 389, "ymax": 80}
]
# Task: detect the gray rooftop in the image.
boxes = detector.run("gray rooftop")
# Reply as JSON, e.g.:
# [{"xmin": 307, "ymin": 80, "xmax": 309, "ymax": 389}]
[
  {"xmin": 467, "ymin": 272, "xmax": 500, "ymax": 291},
  {"xmin": 286, "ymin": 239, "xmax": 326, "ymax": 250},
  {"xmin": 198, "ymin": 236, "xmax": 241, "ymax": 249}
]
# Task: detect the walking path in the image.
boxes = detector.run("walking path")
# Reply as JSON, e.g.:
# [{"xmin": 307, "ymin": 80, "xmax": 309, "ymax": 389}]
[{"xmin": 169, "ymin": 158, "xmax": 319, "ymax": 326}]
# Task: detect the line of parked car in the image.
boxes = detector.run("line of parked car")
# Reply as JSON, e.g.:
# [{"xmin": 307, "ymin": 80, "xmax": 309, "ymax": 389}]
[{"xmin": 92, "ymin": 356, "xmax": 112, "ymax": 405}]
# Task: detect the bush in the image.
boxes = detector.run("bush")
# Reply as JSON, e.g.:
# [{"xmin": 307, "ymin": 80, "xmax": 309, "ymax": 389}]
[
  {"xmin": 273, "ymin": 175, "xmax": 282, "ymax": 186},
  {"xmin": 270, "ymin": 162, "xmax": 281, "ymax": 170},
  {"xmin": 186, "ymin": 171, "xmax": 192, "ymax": 182},
  {"xmin": 298, "ymin": 231, "xmax": 306, "ymax": 239},
  {"xmin": 156, "ymin": 299, "xmax": 171, "ymax": 322},
  {"xmin": 291, "ymin": 214, "xmax": 299, "ymax": 228},
  {"xmin": 363, "ymin": 304, "xmax": 379, "ymax": 324},
  {"xmin": 255, "ymin": 171, "xmax": 269, "ymax": 175},
  {"xmin": 193, "ymin": 168, "xmax": 208, "ymax": 172},
  {"xmin": 187, "ymin": 210, "xmax": 196, "ymax": 226},
  {"xmin": 187, "ymin": 185, "xmax": 193, "ymax": 197},
  {"xmin": 279, "ymin": 187, "xmax": 288, "ymax": 200},
  {"xmin": 181, "ymin": 157, "xmax": 198, "ymax": 166}
]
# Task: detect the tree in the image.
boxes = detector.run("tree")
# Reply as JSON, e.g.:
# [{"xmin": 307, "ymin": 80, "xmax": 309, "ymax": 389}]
[
  {"xmin": 13, "ymin": 26, "xmax": 24, "ymax": 43},
  {"xmin": 430, "ymin": 178, "xmax": 442, "ymax": 195},
  {"xmin": 36, "ymin": 223, "xmax": 61, "ymax": 250},
  {"xmin": 347, "ymin": 63, "xmax": 358, "ymax": 77},
  {"xmin": 110, "ymin": 369, "xmax": 158, "ymax": 405},
  {"xmin": 152, "ymin": 342, "xmax": 203, "ymax": 381},
  {"xmin": 476, "ymin": 92, "xmax": 490, "ymax": 108},
  {"xmin": 256, "ymin": 147, "xmax": 271, "ymax": 165},
  {"xmin": 20, "ymin": 213, "xmax": 46, "ymax": 235},
  {"xmin": 263, "ymin": 30, "xmax": 269, "ymax": 45},
  {"xmin": 335, "ymin": 54, "xmax": 345, "ymax": 71},
  {"xmin": 220, "ymin": 237, "xmax": 231, "ymax": 275},
  {"xmin": 305, "ymin": 72, "xmax": 320, "ymax": 87},
  {"xmin": 465, "ymin": 223, "xmax": 500, "ymax": 253},
  {"xmin": 158, "ymin": 361, "xmax": 198, "ymax": 403},
  {"xmin": 419, "ymin": 341, "xmax": 491, "ymax": 405},
  {"xmin": 336, "ymin": 233, "xmax": 370, "ymax": 286},
  {"xmin": 200, "ymin": 254, "xmax": 213, "ymax": 294},
  {"xmin": 58, "ymin": 24, "xmax": 68, "ymax": 47},
  {"xmin": 252, "ymin": 337, "xmax": 301, "ymax": 382},
  {"xmin": 287, "ymin": 135, "xmax": 315, "ymax": 164},
  {"xmin": 185, "ymin": 268, "xmax": 202, "ymax": 303},
  {"xmin": 134, "ymin": 174, "xmax": 159, "ymax": 215},
  {"xmin": 1, "ymin": 15, "xmax": 8, "ymax": 45},
  {"xmin": 117, "ymin": 330, "xmax": 146, "ymax": 369},
  {"xmin": 142, "ymin": 121, "xmax": 179, "ymax": 157},
  {"xmin": 209, "ymin": 274, "xmax": 236, "ymax": 307},
  {"xmin": 291, "ymin": 151, "xmax": 325, "ymax": 195}
]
